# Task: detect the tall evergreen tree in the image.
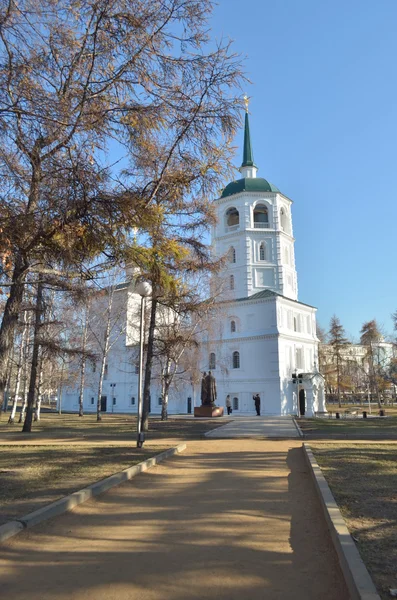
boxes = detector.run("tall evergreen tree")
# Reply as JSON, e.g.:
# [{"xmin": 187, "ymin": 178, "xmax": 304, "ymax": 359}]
[
  {"xmin": 360, "ymin": 319, "xmax": 383, "ymax": 407},
  {"xmin": 328, "ymin": 315, "xmax": 349, "ymax": 407}
]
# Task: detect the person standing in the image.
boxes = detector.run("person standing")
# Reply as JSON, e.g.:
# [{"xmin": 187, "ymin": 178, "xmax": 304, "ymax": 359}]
[
  {"xmin": 253, "ymin": 393, "xmax": 261, "ymax": 416},
  {"xmin": 226, "ymin": 395, "xmax": 232, "ymax": 415}
]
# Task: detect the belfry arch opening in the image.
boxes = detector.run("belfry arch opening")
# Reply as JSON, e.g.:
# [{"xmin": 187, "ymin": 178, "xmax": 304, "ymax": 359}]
[
  {"xmin": 225, "ymin": 207, "xmax": 239, "ymax": 229},
  {"xmin": 280, "ymin": 207, "xmax": 290, "ymax": 233},
  {"xmin": 253, "ymin": 204, "xmax": 269, "ymax": 228}
]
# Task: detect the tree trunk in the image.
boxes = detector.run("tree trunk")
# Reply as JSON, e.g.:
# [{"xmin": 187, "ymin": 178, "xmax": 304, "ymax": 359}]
[
  {"xmin": 161, "ymin": 358, "xmax": 172, "ymax": 421},
  {"xmin": 22, "ymin": 281, "xmax": 44, "ymax": 433},
  {"xmin": 58, "ymin": 360, "xmax": 65, "ymax": 415},
  {"xmin": 78, "ymin": 308, "xmax": 89, "ymax": 417},
  {"xmin": 33, "ymin": 359, "xmax": 44, "ymax": 421},
  {"xmin": 0, "ymin": 255, "xmax": 28, "ymax": 408},
  {"xmin": 1, "ymin": 340, "xmax": 16, "ymax": 420},
  {"xmin": 161, "ymin": 381, "xmax": 171, "ymax": 421},
  {"xmin": 96, "ymin": 292, "xmax": 113, "ymax": 422},
  {"xmin": 8, "ymin": 311, "xmax": 28, "ymax": 424},
  {"xmin": 96, "ymin": 355, "xmax": 106, "ymax": 422},
  {"xmin": 141, "ymin": 297, "xmax": 157, "ymax": 432}
]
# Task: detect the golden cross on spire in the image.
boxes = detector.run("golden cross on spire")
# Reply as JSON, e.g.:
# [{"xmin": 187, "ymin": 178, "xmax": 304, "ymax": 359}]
[{"xmin": 243, "ymin": 94, "xmax": 250, "ymax": 113}]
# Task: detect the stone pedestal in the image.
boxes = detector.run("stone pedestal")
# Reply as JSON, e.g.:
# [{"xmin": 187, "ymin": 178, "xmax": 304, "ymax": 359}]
[{"xmin": 194, "ymin": 405, "xmax": 224, "ymax": 418}]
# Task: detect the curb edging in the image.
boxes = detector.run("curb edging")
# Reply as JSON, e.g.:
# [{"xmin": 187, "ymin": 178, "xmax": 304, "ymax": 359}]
[
  {"xmin": 292, "ymin": 417, "xmax": 304, "ymax": 438},
  {"xmin": 303, "ymin": 443, "xmax": 380, "ymax": 600},
  {"xmin": 0, "ymin": 443, "xmax": 186, "ymax": 544}
]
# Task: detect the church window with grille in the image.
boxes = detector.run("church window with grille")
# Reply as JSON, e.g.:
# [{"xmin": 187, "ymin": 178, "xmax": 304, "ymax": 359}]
[
  {"xmin": 233, "ymin": 397, "xmax": 239, "ymax": 410},
  {"xmin": 259, "ymin": 242, "xmax": 266, "ymax": 261},
  {"xmin": 209, "ymin": 352, "xmax": 216, "ymax": 370},
  {"xmin": 230, "ymin": 275, "xmax": 235, "ymax": 290},
  {"xmin": 231, "ymin": 320, "xmax": 236, "ymax": 333},
  {"xmin": 232, "ymin": 351, "xmax": 240, "ymax": 369},
  {"xmin": 229, "ymin": 246, "xmax": 236, "ymax": 263}
]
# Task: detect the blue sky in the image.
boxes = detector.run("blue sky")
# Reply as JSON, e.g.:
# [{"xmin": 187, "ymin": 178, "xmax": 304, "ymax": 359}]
[{"xmin": 210, "ymin": 0, "xmax": 397, "ymax": 340}]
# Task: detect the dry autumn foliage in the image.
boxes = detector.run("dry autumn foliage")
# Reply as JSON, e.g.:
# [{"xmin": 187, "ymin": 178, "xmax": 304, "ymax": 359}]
[{"xmin": 0, "ymin": 0, "xmax": 245, "ymax": 422}]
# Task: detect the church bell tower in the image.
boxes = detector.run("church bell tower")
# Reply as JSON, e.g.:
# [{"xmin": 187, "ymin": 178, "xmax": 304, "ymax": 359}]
[{"xmin": 212, "ymin": 99, "xmax": 298, "ymax": 301}]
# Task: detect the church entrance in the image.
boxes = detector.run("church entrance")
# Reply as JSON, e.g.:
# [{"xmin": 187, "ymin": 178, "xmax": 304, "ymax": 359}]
[
  {"xmin": 101, "ymin": 395, "xmax": 107, "ymax": 412},
  {"xmin": 299, "ymin": 389, "xmax": 306, "ymax": 416}
]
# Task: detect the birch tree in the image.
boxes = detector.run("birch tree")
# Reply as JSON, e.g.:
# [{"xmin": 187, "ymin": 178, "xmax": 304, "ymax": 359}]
[
  {"xmin": 8, "ymin": 310, "xmax": 28, "ymax": 424},
  {"xmin": 87, "ymin": 273, "xmax": 127, "ymax": 422}
]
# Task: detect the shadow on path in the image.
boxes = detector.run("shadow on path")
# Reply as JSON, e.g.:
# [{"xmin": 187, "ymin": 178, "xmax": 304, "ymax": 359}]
[{"xmin": 0, "ymin": 440, "xmax": 348, "ymax": 600}]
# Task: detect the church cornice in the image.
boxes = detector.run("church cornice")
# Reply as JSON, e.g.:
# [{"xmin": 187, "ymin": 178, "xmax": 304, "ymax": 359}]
[
  {"xmin": 215, "ymin": 228, "xmax": 295, "ymax": 242},
  {"xmin": 278, "ymin": 332, "xmax": 318, "ymax": 343},
  {"xmin": 202, "ymin": 333, "xmax": 279, "ymax": 344},
  {"xmin": 215, "ymin": 190, "xmax": 293, "ymax": 206}
]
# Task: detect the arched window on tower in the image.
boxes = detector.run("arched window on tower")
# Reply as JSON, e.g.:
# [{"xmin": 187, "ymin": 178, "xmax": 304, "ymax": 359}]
[
  {"xmin": 230, "ymin": 275, "xmax": 235, "ymax": 290},
  {"xmin": 229, "ymin": 246, "xmax": 236, "ymax": 263},
  {"xmin": 225, "ymin": 207, "xmax": 239, "ymax": 231},
  {"xmin": 259, "ymin": 242, "xmax": 266, "ymax": 261},
  {"xmin": 280, "ymin": 207, "xmax": 290, "ymax": 233},
  {"xmin": 253, "ymin": 204, "xmax": 269, "ymax": 228},
  {"xmin": 231, "ymin": 320, "xmax": 236, "ymax": 333},
  {"xmin": 209, "ymin": 352, "xmax": 216, "ymax": 370},
  {"xmin": 232, "ymin": 351, "xmax": 240, "ymax": 369}
]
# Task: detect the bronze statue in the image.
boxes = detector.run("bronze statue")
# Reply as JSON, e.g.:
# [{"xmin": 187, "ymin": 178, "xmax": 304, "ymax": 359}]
[
  {"xmin": 206, "ymin": 371, "xmax": 217, "ymax": 405},
  {"xmin": 200, "ymin": 371, "xmax": 217, "ymax": 406}
]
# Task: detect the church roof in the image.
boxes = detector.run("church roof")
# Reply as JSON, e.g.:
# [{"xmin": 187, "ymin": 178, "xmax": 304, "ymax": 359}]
[
  {"xmin": 241, "ymin": 111, "xmax": 256, "ymax": 168},
  {"xmin": 220, "ymin": 106, "xmax": 280, "ymax": 198},
  {"xmin": 236, "ymin": 289, "xmax": 316, "ymax": 308},
  {"xmin": 221, "ymin": 177, "xmax": 280, "ymax": 198}
]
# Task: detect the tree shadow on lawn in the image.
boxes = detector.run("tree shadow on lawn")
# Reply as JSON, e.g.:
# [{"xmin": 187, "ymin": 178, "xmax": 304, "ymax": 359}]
[
  {"xmin": 299, "ymin": 417, "xmax": 397, "ymax": 440},
  {"xmin": 0, "ymin": 445, "xmax": 169, "ymax": 525},
  {"xmin": 313, "ymin": 444, "xmax": 397, "ymax": 599},
  {"xmin": 0, "ymin": 415, "xmax": 229, "ymax": 442}
]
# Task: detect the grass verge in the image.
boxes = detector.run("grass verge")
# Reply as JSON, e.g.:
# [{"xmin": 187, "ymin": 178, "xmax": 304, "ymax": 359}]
[
  {"xmin": 299, "ymin": 416, "xmax": 397, "ymax": 437},
  {"xmin": 0, "ymin": 444, "xmax": 170, "ymax": 526},
  {"xmin": 0, "ymin": 413, "xmax": 228, "ymax": 440},
  {"xmin": 311, "ymin": 442, "xmax": 397, "ymax": 600}
]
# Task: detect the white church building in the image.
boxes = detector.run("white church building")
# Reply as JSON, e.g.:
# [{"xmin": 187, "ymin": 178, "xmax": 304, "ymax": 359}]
[{"xmin": 61, "ymin": 108, "xmax": 325, "ymax": 417}]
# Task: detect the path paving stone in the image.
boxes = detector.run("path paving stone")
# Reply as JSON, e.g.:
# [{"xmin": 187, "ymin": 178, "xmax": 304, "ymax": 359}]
[{"xmin": 205, "ymin": 415, "xmax": 300, "ymax": 438}]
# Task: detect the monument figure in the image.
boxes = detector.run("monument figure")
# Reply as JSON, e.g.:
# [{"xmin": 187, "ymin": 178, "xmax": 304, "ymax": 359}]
[
  {"xmin": 200, "ymin": 372, "xmax": 208, "ymax": 405},
  {"xmin": 206, "ymin": 370, "xmax": 217, "ymax": 405},
  {"xmin": 195, "ymin": 370, "xmax": 222, "ymax": 417}
]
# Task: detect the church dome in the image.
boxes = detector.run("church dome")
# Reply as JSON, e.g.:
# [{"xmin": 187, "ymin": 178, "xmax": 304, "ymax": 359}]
[{"xmin": 221, "ymin": 177, "xmax": 280, "ymax": 198}]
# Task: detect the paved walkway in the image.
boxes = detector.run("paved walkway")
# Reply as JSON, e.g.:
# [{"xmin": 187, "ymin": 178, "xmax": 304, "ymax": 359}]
[
  {"xmin": 205, "ymin": 415, "xmax": 300, "ymax": 438},
  {"xmin": 0, "ymin": 440, "xmax": 348, "ymax": 600}
]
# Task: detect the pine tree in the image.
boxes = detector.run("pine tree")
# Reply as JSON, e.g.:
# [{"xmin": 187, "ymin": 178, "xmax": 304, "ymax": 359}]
[
  {"xmin": 328, "ymin": 316, "xmax": 349, "ymax": 407},
  {"xmin": 360, "ymin": 320, "xmax": 383, "ymax": 408}
]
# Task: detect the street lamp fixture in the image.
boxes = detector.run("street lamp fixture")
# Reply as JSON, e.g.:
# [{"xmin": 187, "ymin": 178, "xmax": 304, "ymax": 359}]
[{"xmin": 135, "ymin": 281, "xmax": 152, "ymax": 448}]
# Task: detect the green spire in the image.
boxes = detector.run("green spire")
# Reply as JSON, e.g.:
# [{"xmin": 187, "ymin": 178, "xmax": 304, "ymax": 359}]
[{"xmin": 241, "ymin": 110, "xmax": 256, "ymax": 168}]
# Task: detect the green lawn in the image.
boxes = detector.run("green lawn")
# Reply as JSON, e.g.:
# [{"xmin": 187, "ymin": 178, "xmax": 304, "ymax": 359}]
[
  {"xmin": 0, "ymin": 412, "xmax": 228, "ymax": 526},
  {"xmin": 0, "ymin": 444, "xmax": 170, "ymax": 525},
  {"xmin": 311, "ymin": 442, "xmax": 397, "ymax": 599},
  {"xmin": 299, "ymin": 415, "xmax": 397, "ymax": 437},
  {"xmin": 0, "ymin": 412, "xmax": 228, "ymax": 440}
]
